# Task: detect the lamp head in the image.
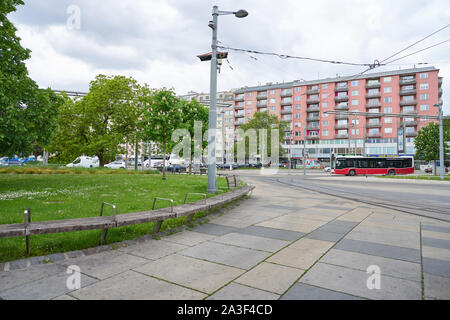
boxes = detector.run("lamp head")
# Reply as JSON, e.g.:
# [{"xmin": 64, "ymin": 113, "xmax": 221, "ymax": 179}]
[{"xmin": 234, "ymin": 10, "xmax": 248, "ymax": 18}]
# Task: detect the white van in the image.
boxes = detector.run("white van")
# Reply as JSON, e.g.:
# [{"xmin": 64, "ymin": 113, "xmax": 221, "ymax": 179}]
[{"xmin": 66, "ymin": 156, "xmax": 99, "ymax": 168}]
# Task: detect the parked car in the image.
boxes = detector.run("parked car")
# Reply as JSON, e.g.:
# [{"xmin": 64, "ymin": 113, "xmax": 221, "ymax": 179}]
[
  {"xmin": 0, "ymin": 157, "xmax": 25, "ymax": 167},
  {"xmin": 66, "ymin": 156, "xmax": 99, "ymax": 168},
  {"xmin": 165, "ymin": 164, "xmax": 186, "ymax": 173},
  {"xmin": 425, "ymin": 167, "xmax": 449, "ymax": 174},
  {"xmin": 105, "ymin": 160, "xmax": 126, "ymax": 169}
]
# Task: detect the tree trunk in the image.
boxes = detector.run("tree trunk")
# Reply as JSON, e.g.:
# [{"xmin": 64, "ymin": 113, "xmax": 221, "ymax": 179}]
[
  {"xmin": 434, "ymin": 160, "xmax": 437, "ymax": 176},
  {"xmin": 98, "ymin": 153, "xmax": 105, "ymax": 168},
  {"xmin": 162, "ymin": 143, "xmax": 167, "ymax": 180},
  {"xmin": 189, "ymin": 153, "xmax": 193, "ymax": 175}
]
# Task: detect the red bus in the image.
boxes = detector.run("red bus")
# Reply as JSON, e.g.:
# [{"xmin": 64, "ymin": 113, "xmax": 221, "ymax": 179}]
[{"xmin": 333, "ymin": 156, "xmax": 414, "ymax": 176}]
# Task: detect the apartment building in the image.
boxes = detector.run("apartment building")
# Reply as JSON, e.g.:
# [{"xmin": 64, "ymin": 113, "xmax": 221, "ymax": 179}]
[
  {"xmin": 233, "ymin": 67, "xmax": 443, "ymax": 162},
  {"xmin": 179, "ymin": 91, "xmax": 236, "ymax": 163}
]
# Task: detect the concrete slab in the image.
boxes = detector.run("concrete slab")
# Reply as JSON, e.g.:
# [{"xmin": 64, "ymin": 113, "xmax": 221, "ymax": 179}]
[
  {"xmin": 207, "ymin": 282, "xmax": 279, "ymax": 300},
  {"xmin": 191, "ymin": 223, "xmax": 239, "ymax": 236},
  {"xmin": 281, "ymin": 283, "xmax": 363, "ymax": 300},
  {"xmin": 56, "ymin": 251, "xmax": 148, "ymax": 280},
  {"xmin": 313, "ymin": 205, "xmax": 353, "ymax": 211},
  {"xmin": 321, "ymin": 249, "xmax": 421, "ymax": 282},
  {"xmin": 0, "ymin": 270, "xmax": 97, "ymax": 300},
  {"xmin": 422, "ymin": 230, "xmax": 450, "ymax": 241},
  {"xmin": 422, "ymin": 237, "xmax": 450, "ymax": 250},
  {"xmin": 300, "ymin": 262, "xmax": 421, "ymax": 300},
  {"xmin": 276, "ymin": 211, "xmax": 338, "ymax": 223},
  {"xmin": 337, "ymin": 208, "xmax": 373, "ymax": 223},
  {"xmin": 0, "ymin": 263, "xmax": 66, "ymax": 292},
  {"xmin": 423, "ymin": 273, "xmax": 450, "ymax": 300},
  {"xmin": 235, "ymin": 262, "xmax": 305, "ymax": 294},
  {"xmin": 236, "ymin": 225, "xmax": 304, "ymax": 241},
  {"xmin": 267, "ymin": 238, "xmax": 334, "ymax": 270},
  {"xmin": 134, "ymin": 254, "xmax": 244, "ymax": 294},
  {"xmin": 118, "ymin": 239, "xmax": 189, "ymax": 260},
  {"xmin": 71, "ymin": 270, "xmax": 206, "ymax": 300},
  {"xmin": 164, "ymin": 230, "xmax": 216, "ymax": 247},
  {"xmin": 346, "ymin": 225, "xmax": 420, "ymax": 250},
  {"xmin": 422, "ymin": 257, "xmax": 450, "ymax": 278},
  {"xmin": 422, "ymin": 225, "xmax": 450, "ymax": 234},
  {"xmin": 210, "ymin": 215, "xmax": 271, "ymax": 228},
  {"xmin": 53, "ymin": 295, "xmax": 78, "ymax": 300},
  {"xmin": 316, "ymin": 220, "xmax": 358, "ymax": 234},
  {"xmin": 179, "ymin": 241, "xmax": 271, "ymax": 270},
  {"xmin": 256, "ymin": 219, "xmax": 326, "ymax": 234},
  {"xmin": 334, "ymin": 239, "xmax": 421, "ymax": 263},
  {"xmin": 422, "ymin": 246, "xmax": 450, "ymax": 262},
  {"xmin": 212, "ymin": 233, "xmax": 290, "ymax": 253},
  {"xmin": 306, "ymin": 230, "xmax": 345, "ymax": 242}
]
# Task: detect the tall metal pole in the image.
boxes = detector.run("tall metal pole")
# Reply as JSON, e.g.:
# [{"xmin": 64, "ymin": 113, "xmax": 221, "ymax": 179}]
[
  {"xmin": 363, "ymin": 125, "xmax": 366, "ymax": 157},
  {"xmin": 439, "ymin": 105, "xmax": 445, "ymax": 180},
  {"xmin": 207, "ymin": 6, "xmax": 219, "ymax": 193},
  {"xmin": 303, "ymin": 126, "xmax": 306, "ymax": 176},
  {"xmin": 348, "ymin": 115, "xmax": 351, "ymax": 155}
]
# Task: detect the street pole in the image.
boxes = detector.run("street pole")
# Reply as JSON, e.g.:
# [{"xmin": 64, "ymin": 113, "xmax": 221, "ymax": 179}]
[
  {"xmin": 439, "ymin": 105, "xmax": 445, "ymax": 180},
  {"xmin": 363, "ymin": 125, "xmax": 366, "ymax": 157},
  {"xmin": 303, "ymin": 126, "xmax": 306, "ymax": 176},
  {"xmin": 207, "ymin": 6, "xmax": 219, "ymax": 193},
  {"xmin": 348, "ymin": 115, "xmax": 351, "ymax": 155}
]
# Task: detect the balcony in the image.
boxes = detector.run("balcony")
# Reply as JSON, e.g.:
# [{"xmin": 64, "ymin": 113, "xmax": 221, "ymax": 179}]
[
  {"xmin": 307, "ymin": 135, "xmax": 320, "ymax": 140},
  {"xmin": 400, "ymin": 89, "xmax": 417, "ymax": 96},
  {"xmin": 281, "ymin": 109, "xmax": 293, "ymax": 115},
  {"xmin": 367, "ymin": 113, "xmax": 382, "ymax": 118},
  {"xmin": 280, "ymin": 100, "xmax": 293, "ymax": 106},
  {"xmin": 335, "ymin": 134, "xmax": 349, "ymax": 139},
  {"xmin": 307, "ymin": 125, "xmax": 320, "ymax": 131},
  {"xmin": 257, "ymin": 101, "xmax": 268, "ymax": 107},
  {"xmin": 401, "ymin": 110, "xmax": 417, "ymax": 116},
  {"xmin": 335, "ymin": 104, "xmax": 349, "ymax": 111},
  {"xmin": 366, "ymin": 102, "xmax": 382, "ymax": 109},
  {"xmin": 400, "ymin": 121, "xmax": 418, "ymax": 127},
  {"xmin": 368, "ymin": 133, "xmax": 382, "ymax": 138},
  {"xmin": 365, "ymin": 82, "xmax": 381, "ymax": 89},
  {"xmin": 307, "ymin": 116, "xmax": 320, "ymax": 121},
  {"xmin": 234, "ymin": 104, "xmax": 244, "ymax": 110},
  {"xmin": 400, "ymin": 100, "xmax": 417, "ymax": 106},
  {"xmin": 234, "ymin": 95, "xmax": 245, "ymax": 102},
  {"xmin": 439, "ymin": 88, "xmax": 443, "ymax": 97},
  {"xmin": 306, "ymin": 98, "xmax": 320, "ymax": 104},
  {"xmin": 335, "ymin": 114, "xmax": 349, "ymax": 120},
  {"xmin": 307, "ymin": 88, "xmax": 319, "ymax": 95},
  {"xmin": 235, "ymin": 113, "xmax": 245, "ymax": 118},
  {"xmin": 307, "ymin": 106, "xmax": 320, "ymax": 112},
  {"xmin": 405, "ymin": 131, "xmax": 418, "ymax": 137},
  {"xmin": 234, "ymin": 121, "xmax": 244, "ymax": 126},
  {"xmin": 335, "ymin": 85, "xmax": 348, "ymax": 92},
  {"xmin": 334, "ymin": 95, "xmax": 349, "ymax": 102},
  {"xmin": 365, "ymin": 92, "xmax": 381, "ymax": 99},
  {"xmin": 399, "ymin": 78, "xmax": 416, "ymax": 85},
  {"xmin": 438, "ymin": 78, "xmax": 443, "ymax": 86},
  {"xmin": 281, "ymin": 91, "xmax": 293, "ymax": 97},
  {"xmin": 335, "ymin": 123, "xmax": 349, "ymax": 130},
  {"xmin": 366, "ymin": 122, "xmax": 382, "ymax": 128}
]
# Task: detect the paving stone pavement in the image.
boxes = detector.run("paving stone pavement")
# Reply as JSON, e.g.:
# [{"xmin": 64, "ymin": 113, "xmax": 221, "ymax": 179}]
[{"xmin": 1, "ymin": 175, "xmax": 450, "ymax": 300}]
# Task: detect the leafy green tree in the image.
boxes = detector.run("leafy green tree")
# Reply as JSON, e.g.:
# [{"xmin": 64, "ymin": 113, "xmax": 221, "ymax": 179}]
[
  {"xmin": 235, "ymin": 111, "xmax": 288, "ymax": 163},
  {"xmin": 414, "ymin": 122, "xmax": 450, "ymax": 174},
  {"xmin": 49, "ymin": 75, "xmax": 142, "ymax": 166},
  {"xmin": 180, "ymin": 99, "xmax": 209, "ymax": 174},
  {"xmin": 138, "ymin": 87, "xmax": 183, "ymax": 180},
  {"xmin": 0, "ymin": 1, "xmax": 62, "ymax": 156}
]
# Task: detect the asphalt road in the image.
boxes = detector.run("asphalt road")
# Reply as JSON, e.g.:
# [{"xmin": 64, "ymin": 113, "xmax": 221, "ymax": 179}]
[{"xmin": 235, "ymin": 170, "xmax": 450, "ymax": 222}]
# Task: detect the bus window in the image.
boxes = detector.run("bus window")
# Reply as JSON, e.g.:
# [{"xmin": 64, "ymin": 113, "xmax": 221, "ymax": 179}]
[
  {"xmin": 376, "ymin": 160, "xmax": 386, "ymax": 168},
  {"xmin": 335, "ymin": 159, "xmax": 347, "ymax": 169},
  {"xmin": 403, "ymin": 158, "xmax": 412, "ymax": 168},
  {"xmin": 394, "ymin": 161, "xmax": 402, "ymax": 168},
  {"xmin": 358, "ymin": 160, "xmax": 368, "ymax": 168}
]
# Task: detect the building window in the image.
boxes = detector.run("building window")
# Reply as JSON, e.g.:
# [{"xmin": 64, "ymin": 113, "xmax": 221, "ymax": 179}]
[
  {"xmin": 247, "ymin": 109, "xmax": 252, "ymax": 114},
  {"xmin": 352, "ymin": 90, "xmax": 359, "ymax": 96},
  {"xmin": 270, "ymin": 106, "xmax": 275, "ymax": 112},
  {"xmin": 384, "ymin": 87, "xmax": 392, "ymax": 93},
  {"xmin": 322, "ymin": 93, "xmax": 328, "ymax": 99},
  {"xmin": 322, "ymin": 84, "xmax": 328, "ymax": 89},
  {"xmin": 420, "ymin": 83, "xmax": 429, "ymax": 90},
  {"xmin": 352, "ymin": 81, "xmax": 359, "ymax": 86},
  {"xmin": 322, "ymin": 102, "xmax": 328, "ymax": 108},
  {"xmin": 384, "ymin": 77, "xmax": 392, "ymax": 83},
  {"xmin": 247, "ymin": 93, "xmax": 252, "ymax": 97},
  {"xmin": 352, "ymin": 100, "xmax": 359, "ymax": 106},
  {"xmin": 420, "ymin": 94, "xmax": 429, "ymax": 100},
  {"xmin": 384, "ymin": 97, "xmax": 392, "ymax": 103},
  {"xmin": 384, "ymin": 107, "xmax": 392, "ymax": 113},
  {"xmin": 295, "ymin": 87, "xmax": 300, "ymax": 92},
  {"xmin": 270, "ymin": 98, "xmax": 276, "ymax": 103},
  {"xmin": 295, "ymin": 114, "xmax": 301, "ymax": 119},
  {"xmin": 420, "ymin": 104, "xmax": 429, "ymax": 111},
  {"xmin": 385, "ymin": 128, "xmax": 393, "ymax": 134},
  {"xmin": 385, "ymin": 117, "xmax": 392, "ymax": 124},
  {"xmin": 295, "ymin": 122, "xmax": 301, "ymax": 128},
  {"xmin": 322, "ymin": 130, "xmax": 329, "ymax": 136},
  {"xmin": 295, "ymin": 105, "xmax": 301, "ymax": 110},
  {"xmin": 323, "ymin": 112, "xmax": 328, "ymax": 118},
  {"xmin": 295, "ymin": 96, "xmax": 301, "ymax": 101},
  {"xmin": 420, "ymin": 73, "xmax": 428, "ymax": 79},
  {"xmin": 322, "ymin": 121, "xmax": 328, "ymax": 126},
  {"xmin": 247, "ymin": 101, "xmax": 252, "ymax": 106}
]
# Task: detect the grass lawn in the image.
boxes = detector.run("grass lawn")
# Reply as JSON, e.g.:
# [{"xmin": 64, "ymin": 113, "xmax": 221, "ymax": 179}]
[
  {"xmin": 0, "ymin": 173, "xmax": 227, "ymax": 262},
  {"xmin": 377, "ymin": 175, "xmax": 450, "ymax": 181}
]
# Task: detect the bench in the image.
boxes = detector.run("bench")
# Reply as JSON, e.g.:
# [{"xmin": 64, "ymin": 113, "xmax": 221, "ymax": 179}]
[
  {"xmin": 0, "ymin": 184, "xmax": 254, "ymax": 255},
  {"xmin": 218, "ymin": 175, "xmax": 241, "ymax": 191}
]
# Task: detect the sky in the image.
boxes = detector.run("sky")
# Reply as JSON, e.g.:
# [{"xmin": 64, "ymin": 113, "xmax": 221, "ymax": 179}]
[{"xmin": 9, "ymin": 0, "xmax": 450, "ymax": 114}]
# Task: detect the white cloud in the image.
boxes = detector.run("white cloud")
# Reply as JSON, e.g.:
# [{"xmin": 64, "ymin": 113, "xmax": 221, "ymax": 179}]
[{"xmin": 9, "ymin": 0, "xmax": 450, "ymax": 113}]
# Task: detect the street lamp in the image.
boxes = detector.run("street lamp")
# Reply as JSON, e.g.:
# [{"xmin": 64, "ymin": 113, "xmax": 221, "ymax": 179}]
[
  {"xmin": 434, "ymin": 103, "xmax": 445, "ymax": 180},
  {"xmin": 206, "ymin": 6, "xmax": 248, "ymax": 193}
]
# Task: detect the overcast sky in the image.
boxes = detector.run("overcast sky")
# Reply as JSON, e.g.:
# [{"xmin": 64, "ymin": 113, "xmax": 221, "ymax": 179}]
[{"xmin": 9, "ymin": 0, "xmax": 450, "ymax": 114}]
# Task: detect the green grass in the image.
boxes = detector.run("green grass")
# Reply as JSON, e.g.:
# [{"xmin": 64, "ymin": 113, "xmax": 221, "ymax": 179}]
[
  {"xmin": 377, "ymin": 175, "xmax": 450, "ymax": 181},
  {"xmin": 0, "ymin": 173, "xmax": 227, "ymax": 262}
]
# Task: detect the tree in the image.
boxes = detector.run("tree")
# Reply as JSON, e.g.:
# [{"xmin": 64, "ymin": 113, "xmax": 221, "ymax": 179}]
[
  {"xmin": 414, "ymin": 122, "xmax": 450, "ymax": 175},
  {"xmin": 0, "ymin": 1, "xmax": 62, "ymax": 156},
  {"xmin": 180, "ymin": 99, "xmax": 209, "ymax": 174},
  {"xmin": 235, "ymin": 112, "xmax": 288, "ymax": 164},
  {"xmin": 49, "ymin": 75, "xmax": 142, "ymax": 166},
  {"xmin": 138, "ymin": 88, "xmax": 183, "ymax": 180}
]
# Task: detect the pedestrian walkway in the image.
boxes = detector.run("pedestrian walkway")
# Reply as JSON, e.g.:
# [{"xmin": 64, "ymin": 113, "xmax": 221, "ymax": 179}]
[{"xmin": 1, "ymin": 176, "xmax": 449, "ymax": 300}]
